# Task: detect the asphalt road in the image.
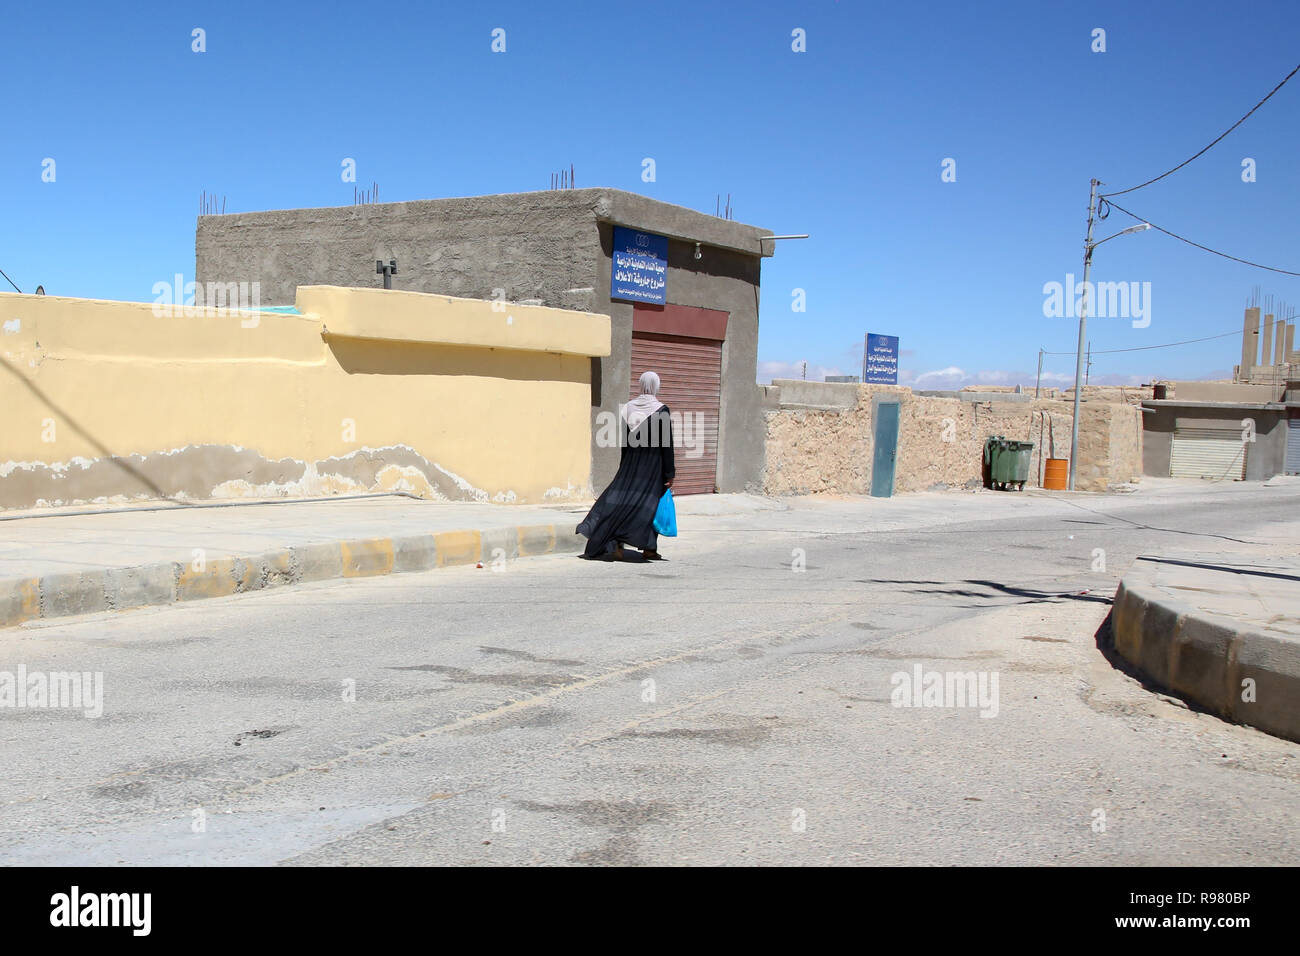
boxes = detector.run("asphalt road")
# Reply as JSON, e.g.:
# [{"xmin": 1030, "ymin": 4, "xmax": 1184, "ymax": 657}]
[{"xmin": 2, "ymin": 482, "xmax": 1298, "ymax": 865}]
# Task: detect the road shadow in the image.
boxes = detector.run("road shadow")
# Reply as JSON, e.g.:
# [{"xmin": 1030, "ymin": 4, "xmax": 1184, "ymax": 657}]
[
  {"xmin": 1051, "ymin": 496, "xmax": 1264, "ymax": 546},
  {"xmin": 0, "ymin": 352, "xmax": 186, "ymax": 507},
  {"xmin": 1136, "ymin": 555, "xmax": 1300, "ymax": 583},
  {"xmin": 861, "ymin": 578, "xmax": 1112, "ymax": 606}
]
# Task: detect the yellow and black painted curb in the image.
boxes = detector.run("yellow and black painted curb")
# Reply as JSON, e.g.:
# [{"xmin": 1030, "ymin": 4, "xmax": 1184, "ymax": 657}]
[
  {"xmin": 1112, "ymin": 567, "xmax": 1300, "ymax": 745},
  {"xmin": 0, "ymin": 523, "xmax": 584, "ymax": 629}
]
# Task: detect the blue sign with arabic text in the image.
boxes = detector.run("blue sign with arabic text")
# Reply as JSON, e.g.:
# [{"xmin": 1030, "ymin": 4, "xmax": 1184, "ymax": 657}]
[
  {"xmin": 611, "ymin": 227, "xmax": 668, "ymax": 304},
  {"xmin": 865, "ymin": 333, "xmax": 900, "ymax": 385}
]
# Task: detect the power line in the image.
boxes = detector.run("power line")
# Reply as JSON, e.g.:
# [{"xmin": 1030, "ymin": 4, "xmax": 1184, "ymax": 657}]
[
  {"xmin": 1101, "ymin": 60, "xmax": 1300, "ymax": 198},
  {"xmin": 1041, "ymin": 327, "xmax": 1249, "ymax": 356},
  {"xmin": 0, "ymin": 267, "xmax": 21, "ymax": 294},
  {"xmin": 1101, "ymin": 198, "xmax": 1300, "ymax": 277}
]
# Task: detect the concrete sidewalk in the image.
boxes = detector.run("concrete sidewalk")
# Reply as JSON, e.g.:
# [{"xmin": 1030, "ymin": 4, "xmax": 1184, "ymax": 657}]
[
  {"xmin": 0, "ymin": 494, "xmax": 602, "ymax": 629},
  {"xmin": 0, "ymin": 491, "xmax": 802, "ymax": 628},
  {"xmin": 0, "ymin": 487, "xmax": 1005, "ymax": 629},
  {"xmin": 1113, "ymin": 552, "xmax": 1300, "ymax": 743},
  {"xmin": 0, "ymin": 487, "xmax": 1002, "ymax": 587},
  {"xmin": 1, "ymin": 495, "xmax": 587, "ymax": 580}
]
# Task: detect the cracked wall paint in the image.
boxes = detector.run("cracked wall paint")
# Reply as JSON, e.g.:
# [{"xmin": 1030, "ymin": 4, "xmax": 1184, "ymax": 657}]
[
  {"xmin": 0, "ymin": 290, "xmax": 601, "ymax": 509},
  {"xmin": 2, "ymin": 444, "xmax": 508, "ymax": 509}
]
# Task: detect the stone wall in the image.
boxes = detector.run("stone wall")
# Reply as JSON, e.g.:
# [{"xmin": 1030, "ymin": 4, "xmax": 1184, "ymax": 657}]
[
  {"xmin": 763, "ymin": 382, "xmax": 1142, "ymax": 495},
  {"xmin": 1062, "ymin": 384, "xmax": 1153, "ymax": 406}
]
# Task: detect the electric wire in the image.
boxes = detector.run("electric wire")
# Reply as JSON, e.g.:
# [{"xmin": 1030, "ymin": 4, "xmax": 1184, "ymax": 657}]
[
  {"xmin": 1041, "ymin": 327, "xmax": 1258, "ymax": 356},
  {"xmin": 1100, "ymin": 198, "xmax": 1300, "ymax": 277},
  {"xmin": 0, "ymin": 267, "xmax": 21, "ymax": 293},
  {"xmin": 1100, "ymin": 60, "xmax": 1300, "ymax": 198}
]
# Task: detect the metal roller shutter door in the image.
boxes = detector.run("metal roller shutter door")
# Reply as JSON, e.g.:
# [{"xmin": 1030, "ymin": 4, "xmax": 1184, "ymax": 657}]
[
  {"xmin": 630, "ymin": 332, "xmax": 721, "ymax": 495},
  {"xmin": 1169, "ymin": 427, "xmax": 1247, "ymax": 480},
  {"xmin": 1287, "ymin": 419, "xmax": 1300, "ymax": 475}
]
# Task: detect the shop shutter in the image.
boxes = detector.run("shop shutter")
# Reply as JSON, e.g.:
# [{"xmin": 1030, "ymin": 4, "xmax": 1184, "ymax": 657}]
[
  {"xmin": 1169, "ymin": 427, "xmax": 1247, "ymax": 480},
  {"xmin": 1286, "ymin": 419, "xmax": 1300, "ymax": 475},
  {"xmin": 630, "ymin": 332, "xmax": 721, "ymax": 495}
]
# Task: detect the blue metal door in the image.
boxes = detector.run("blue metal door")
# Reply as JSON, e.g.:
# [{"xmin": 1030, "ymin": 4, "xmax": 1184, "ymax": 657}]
[{"xmin": 871, "ymin": 401, "xmax": 900, "ymax": 497}]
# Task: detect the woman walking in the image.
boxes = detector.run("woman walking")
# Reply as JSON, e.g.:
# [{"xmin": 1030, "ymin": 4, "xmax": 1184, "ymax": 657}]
[{"xmin": 577, "ymin": 371, "xmax": 676, "ymax": 560}]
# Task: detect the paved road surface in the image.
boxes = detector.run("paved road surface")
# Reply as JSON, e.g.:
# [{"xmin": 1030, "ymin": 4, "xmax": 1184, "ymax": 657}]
[{"xmin": 2, "ymin": 483, "xmax": 1297, "ymax": 865}]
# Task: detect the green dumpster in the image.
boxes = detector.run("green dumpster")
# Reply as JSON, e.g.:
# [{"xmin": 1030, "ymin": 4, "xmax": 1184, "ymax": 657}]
[{"xmin": 984, "ymin": 435, "xmax": 1034, "ymax": 491}]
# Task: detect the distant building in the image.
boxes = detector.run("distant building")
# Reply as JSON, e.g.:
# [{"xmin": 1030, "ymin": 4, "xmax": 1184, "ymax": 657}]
[
  {"xmin": 1139, "ymin": 301, "xmax": 1300, "ymax": 479},
  {"xmin": 1142, "ymin": 380, "xmax": 1298, "ymax": 480}
]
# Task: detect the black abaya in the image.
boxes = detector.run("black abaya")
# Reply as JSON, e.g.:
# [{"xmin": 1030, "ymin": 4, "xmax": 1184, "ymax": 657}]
[{"xmin": 577, "ymin": 407, "xmax": 676, "ymax": 558}]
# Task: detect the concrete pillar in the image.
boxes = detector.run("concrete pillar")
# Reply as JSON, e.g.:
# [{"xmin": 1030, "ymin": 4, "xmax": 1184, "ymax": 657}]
[
  {"xmin": 1276, "ymin": 321, "xmax": 1287, "ymax": 368},
  {"xmin": 1286, "ymin": 323, "xmax": 1296, "ymax": 363},
  {"xmin": 1261, "ymin": 313, "xmax": 1275, "ymax": 366},
  {"xmin": 1241, "ymin": 307, "xmax": 1259, "ymax": 379}
]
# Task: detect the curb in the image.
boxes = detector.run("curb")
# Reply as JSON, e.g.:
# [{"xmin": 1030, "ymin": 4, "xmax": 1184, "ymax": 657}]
[
  {"xmin": 0, "ymin": 523, "xmax": 584, "ymax": 631},
  {"xmin": 1111, "ymin": 563, "xmax": 1300, "ymax": 744}
]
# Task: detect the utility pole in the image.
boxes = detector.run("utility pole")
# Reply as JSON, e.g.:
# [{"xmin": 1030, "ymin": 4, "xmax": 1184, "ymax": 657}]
[
  {"xmin": 1034, "ymin": 348, "xmax": 1044, "ymax": 398},
  {"xmin": 1068, "ymin": 179, "xmax": 1099, "ymax": 491},
  {"xmin": 1085, "ymin": 342, "xmax": 1092, "ymax": 386}
]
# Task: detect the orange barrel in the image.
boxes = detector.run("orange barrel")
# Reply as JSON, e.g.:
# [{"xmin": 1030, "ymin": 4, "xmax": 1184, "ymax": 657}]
[{"xmin": 1043, "ymin": 458, "xmax": 1068, "ymax": 490}]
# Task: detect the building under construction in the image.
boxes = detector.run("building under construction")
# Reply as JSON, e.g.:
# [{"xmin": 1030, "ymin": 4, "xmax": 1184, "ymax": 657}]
[{"xmin": 1236, "ymin": 292, "xmax": 1298, "ymax": 385}]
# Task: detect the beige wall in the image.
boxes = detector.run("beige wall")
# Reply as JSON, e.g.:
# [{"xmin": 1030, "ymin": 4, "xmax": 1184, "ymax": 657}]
[
  {"xmin": 1166, "ymin": 380, "xmax": 1283, "ymax": 403},
  {"xmin": 1062, "ymin": 384, "xmax": 1152, "ymax": 406},
  {"xmin": 763, "ymin": 383, "xmax": 1142, "ymax": 495},
  {"xmin": 0, "ymin": 287, "xmax": 610, "ymax": 509}
]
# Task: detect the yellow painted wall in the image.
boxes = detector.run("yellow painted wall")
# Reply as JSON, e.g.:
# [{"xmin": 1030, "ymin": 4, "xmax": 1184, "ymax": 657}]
[{"xmin": 0, "ymin": 288, "xmax": 610, "ymax": 508}]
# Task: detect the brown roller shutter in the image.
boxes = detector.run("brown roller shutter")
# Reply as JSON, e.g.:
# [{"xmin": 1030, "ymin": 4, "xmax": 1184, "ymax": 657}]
[{"xmin": 630, "ymin": 332, "xmax": 721, "ymax": 495}]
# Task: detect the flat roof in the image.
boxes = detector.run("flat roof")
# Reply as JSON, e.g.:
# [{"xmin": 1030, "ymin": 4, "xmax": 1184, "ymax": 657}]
[
  {"xmin": 199, "ymin": 187, "xmax": 778, "ymax": 258},
  {"xmin": 1142, "ymin": 399, "xmax": 1296, "ymax": 411}
]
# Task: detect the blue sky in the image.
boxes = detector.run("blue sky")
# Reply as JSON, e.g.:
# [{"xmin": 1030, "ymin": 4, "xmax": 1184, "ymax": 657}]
[{"xmin": 3, "ymin": 0, "xmax": 1298, "ymax": 388}]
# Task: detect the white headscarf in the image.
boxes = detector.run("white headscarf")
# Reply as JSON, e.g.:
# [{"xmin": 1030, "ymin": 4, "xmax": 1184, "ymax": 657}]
[{"xmin": 623, "ymin": 370, "xmax": 665, "ymax": 432}]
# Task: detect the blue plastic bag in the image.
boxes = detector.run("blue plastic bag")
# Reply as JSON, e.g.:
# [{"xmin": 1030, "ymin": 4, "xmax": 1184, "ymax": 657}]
[{"xmin": 653, "ymin": 488, "xmax": 678, "ymax": 537}]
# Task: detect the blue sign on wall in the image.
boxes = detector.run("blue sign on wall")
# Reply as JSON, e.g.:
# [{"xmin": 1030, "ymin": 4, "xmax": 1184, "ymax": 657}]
[
  {"xmin": 865, "ymin": 333, "xmax": 900, "ymax": 384},
  {"xmin": 611, "ymin": 227, "xmax": 668, "ymax": 304}
]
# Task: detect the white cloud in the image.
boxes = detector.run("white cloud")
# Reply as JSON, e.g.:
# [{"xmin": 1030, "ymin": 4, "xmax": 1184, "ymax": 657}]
[
  {"xmin": 911, "ymin": 366, "xmax": 966, "ymax": 387},
  {"xmin": 762, "ymin": 358, "xmax": 1170, "ymax": 390},
  {"xmin": 758, "ymin": 360, "xmax": 847, "ymax": 383},
  {"xmin": 907, "ymin": 367, "xmax": 1148, "ymax": 390}
]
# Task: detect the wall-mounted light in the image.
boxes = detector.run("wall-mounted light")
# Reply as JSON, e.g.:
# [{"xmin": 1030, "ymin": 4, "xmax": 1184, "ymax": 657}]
[{"xmin": 694, "ymin": 242, "xmax": 702, "ymax": 260}]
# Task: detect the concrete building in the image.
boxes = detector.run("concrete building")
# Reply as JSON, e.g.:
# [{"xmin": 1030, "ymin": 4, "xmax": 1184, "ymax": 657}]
[
  {"xmin": 1141, "ymin": 401, "xmax": 1296, "ymax": 480},
  {"xmin": 1143, "ymin": 300, "xmax": 1300, "ymax": 480},
  {"xmin": 196, "ymin": 189, "xmax": 775, "ymax": 494},
  {"xmin": 1141, "ymin": 383, "xmax": 1299, "ymax": 481}
]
